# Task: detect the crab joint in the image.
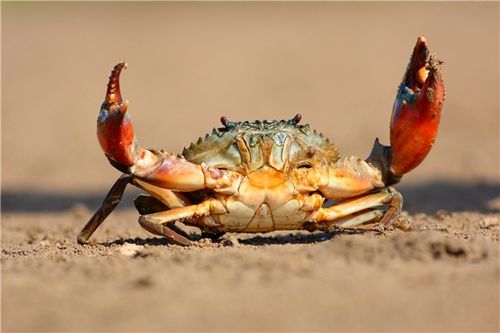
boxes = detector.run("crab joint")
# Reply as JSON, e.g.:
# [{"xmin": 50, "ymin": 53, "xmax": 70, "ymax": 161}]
[{"xmin": 203, "ymin": 165, "xmax": 242, "ymax": 195}]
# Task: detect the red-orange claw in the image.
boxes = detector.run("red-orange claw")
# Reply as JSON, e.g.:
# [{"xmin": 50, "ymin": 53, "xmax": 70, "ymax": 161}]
[
  {"xmin": 97, "ymin": 62, "xmax": 137, "ymax": 167},
  {"xmin": 389, "ymin": 37, "xmax": 445, "ymax": 177}
]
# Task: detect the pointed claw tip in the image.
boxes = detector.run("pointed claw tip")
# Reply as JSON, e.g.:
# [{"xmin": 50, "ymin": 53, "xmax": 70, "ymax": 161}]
[
  {"xmin": 114, "ymin": 61, "xmax": 127, "ymax": 70},
  {"xmin": 106, "ymin": 62, "xmax": 128, "ymax": 106},
  {"xmin": 403, "ymin": 36, "xmax": 435, "ymax": 90},
  {"xmin": 417, "ymin": 35, "xmax": 427, "ymax": 45}
]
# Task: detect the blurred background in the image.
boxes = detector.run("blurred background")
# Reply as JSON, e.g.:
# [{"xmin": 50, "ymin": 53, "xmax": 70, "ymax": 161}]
[{"xmin": 2, "ymin": 2, "xmax": 499, "ymax": 213}]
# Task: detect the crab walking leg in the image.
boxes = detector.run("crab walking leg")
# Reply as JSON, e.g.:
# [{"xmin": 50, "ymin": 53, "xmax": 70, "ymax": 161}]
[
  {"xmin": 309, "ymin": 188, "xmax": 401, "ymax": 227},
  {"xmin": 133, "ymin": 177, "xmax": 224, "ymax": 230},
  {"xmin": 132, "ymin": 178, "xmax": 191, "ymax": 209},
  {"xmin": 138, "ymin": 218, "xmax": 193, "ymax": 246},
  {"xmin": 330, "ymin": 190, "xmax": 402, "ymax": 229},
  {"xmin": 77, "ymin": 174, "xmax": 133, "ymax": 244},
  {"xmin": 134, "ymin": 194, "xmax": 170, "ymax": 215},
  {"xmin": 331, "ymin": 210, "xmax": 384, "ymax": 228},
  {"xmin": 138, "ymin": 199, "xmax": 223, "ymax": 245},
  {"xmin": 379, "ymin": 189, "xmax": 403, "ymax": 225},
  {"xmin": 132, "ymin": 179, "xmax": 205, "ymax": 244},
  {"xmin": 132, "ymin": 194, "xmax": 194, "ymax": 245}
]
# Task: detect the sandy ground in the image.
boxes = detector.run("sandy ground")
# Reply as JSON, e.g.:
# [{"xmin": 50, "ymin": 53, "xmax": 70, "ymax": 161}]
[{"xmin": 2, "ymin": 2, "xmax": 499, "ymax": 332}]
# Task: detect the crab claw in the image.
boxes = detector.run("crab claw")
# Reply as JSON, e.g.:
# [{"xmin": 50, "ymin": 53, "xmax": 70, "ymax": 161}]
[
  {"xmin": 97, "ymin": 62, "xmax": 137, "ymax": 168},
  {"xmin": 389, "ymin": 36, "xmax": 445, "ymax": 177}
]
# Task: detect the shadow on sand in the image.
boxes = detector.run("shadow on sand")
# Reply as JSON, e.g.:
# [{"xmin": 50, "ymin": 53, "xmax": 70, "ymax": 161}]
[
  {"xmin": 2, "ymin": 180, "xmax": 499, "ymax": 214},
  {"xmin": 90, "ymin": 229, "xmax": 364, "ymax": 247}
]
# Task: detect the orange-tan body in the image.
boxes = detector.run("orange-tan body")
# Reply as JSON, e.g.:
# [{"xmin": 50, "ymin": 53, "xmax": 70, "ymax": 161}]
[{"xmin": 218, "ymin": 167, "xmax": 306, "ymax": 232}]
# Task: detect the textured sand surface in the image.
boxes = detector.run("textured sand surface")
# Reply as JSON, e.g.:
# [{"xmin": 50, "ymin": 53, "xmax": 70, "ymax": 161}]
[{"xmin": 2, "ymin": 2, "xmax": 499, "ymax": 332}]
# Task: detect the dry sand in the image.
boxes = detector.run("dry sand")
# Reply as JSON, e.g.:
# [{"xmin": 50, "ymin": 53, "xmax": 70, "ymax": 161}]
[{"xmin": 2, "ymin": 2, "xmax": 499, "ymax": 332}]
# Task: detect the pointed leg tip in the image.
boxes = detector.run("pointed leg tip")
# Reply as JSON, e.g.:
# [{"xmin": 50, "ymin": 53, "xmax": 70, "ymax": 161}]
[
  {"xmin": 77, "ymin": 234, "xmax": 89, "ymax": 245},
  {"xmin": 109, "ymin": 62, "xmax": 127, "ymax": 82}
]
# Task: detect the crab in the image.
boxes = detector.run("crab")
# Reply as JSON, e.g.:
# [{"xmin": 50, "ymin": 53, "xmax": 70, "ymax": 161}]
[{"xmin": 78, "ymin": 36, "xmax": 445, "ymax": 246}]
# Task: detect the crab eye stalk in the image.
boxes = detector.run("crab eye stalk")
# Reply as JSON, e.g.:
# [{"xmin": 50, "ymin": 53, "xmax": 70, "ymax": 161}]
[
  {"xmin": 288, "ymin": 113, "xmax": 302, "ymax": 126},
  {"xmin": 220, "ymin": 116, "xmax": 236, "ymax": 129}
]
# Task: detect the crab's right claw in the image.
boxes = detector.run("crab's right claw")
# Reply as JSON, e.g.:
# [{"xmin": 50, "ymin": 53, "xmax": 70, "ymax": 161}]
[
  {"xmin": 389, "ymin": 36, "xmax": 445, "ymax": 177},
  {"xmin": 97, "ymin": 62, "xmax": 137, "ymax": 168}
]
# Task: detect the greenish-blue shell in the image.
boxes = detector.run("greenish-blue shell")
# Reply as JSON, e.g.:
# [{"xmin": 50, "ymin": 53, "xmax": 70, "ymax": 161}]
[{"xmin": 182, "ymin": 118, "xmax": 338, "ymax": 172}]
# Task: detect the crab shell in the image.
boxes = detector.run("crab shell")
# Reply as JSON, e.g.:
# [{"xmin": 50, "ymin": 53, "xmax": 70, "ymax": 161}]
[
  {"xmin": 79, "ymin": 37, "xmax": 445, "ymax": 245},
  {"xmin": 181, "ymin": 118, "xmax": 343, "ymax": 232},
  {"xmin": 183, "ymin": 117, "xmax": 339, "ymax": 174}
]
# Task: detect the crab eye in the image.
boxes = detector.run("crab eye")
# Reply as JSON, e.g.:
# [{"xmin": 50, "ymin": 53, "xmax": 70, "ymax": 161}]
[
  {"xmin": 297, "ymin": 162, "xmax": 313, "ymax": 169},
  {"xmin": 213, "ymin": 164, "xmax": 229, "ymax": 171}
]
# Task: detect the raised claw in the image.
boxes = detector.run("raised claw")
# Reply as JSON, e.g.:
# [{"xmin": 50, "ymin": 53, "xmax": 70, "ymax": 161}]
[
  {"xmin": 97, "ymin": 62, "xmax": 137, "ymax": 168},
  {"xmin": 389, "ymin": 36, "xmax": 445, "ymax": 177}
]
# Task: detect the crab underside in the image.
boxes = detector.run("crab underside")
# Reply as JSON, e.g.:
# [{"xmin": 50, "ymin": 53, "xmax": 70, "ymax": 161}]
[{"xmin": 78, "ymin": 37, "xmax": 445, "ymax": 246}]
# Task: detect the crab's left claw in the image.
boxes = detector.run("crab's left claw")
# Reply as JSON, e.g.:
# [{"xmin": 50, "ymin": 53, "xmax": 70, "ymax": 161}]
[
  {"xmin": 389, "ymin": 36, "xmax": 445, "ymax": 177},
  {"xmin": 97, "ymin": 62, "xmax": 137, "ymax": 168}
]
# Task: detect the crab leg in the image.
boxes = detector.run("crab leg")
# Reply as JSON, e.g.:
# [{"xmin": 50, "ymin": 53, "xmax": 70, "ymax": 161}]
[
  {"xmin": 295, "ymin": 156, "xmax": 393, "ymax": 228},
  {"xmin": 134, "ymin": 194, "xmax": 170, "ymax": 215},
  {"xmin": 138, "ymin": 217, "xmax": 193, "ymax": 246},
  {"xmin": 335, "ymin": 210, "xmax": 384, "ymax": 228},
  {"xmin": 137, "ymin": 198, "xmax": 224, "ymax": 245},
  {"xmin": 132, "ymin": 178, "xmax": 221, "ymax": 243},
  {"xmin": 77, "ymin": 174, "xmax": 133, "ymax": 244},
  {"xmin": 389, "ymin": 36, "xmax": 445, "ymax": 177},
  {"xmin": 309, "ymin": 187, "xmax": 402, "ymax": 228},
  {"xmin": 78, "ymin": 176, "xmax": 195, "ymax": 244},
  {"xmin": 132, "ymin": 178, "xmax": 191, "ymax": 209}
]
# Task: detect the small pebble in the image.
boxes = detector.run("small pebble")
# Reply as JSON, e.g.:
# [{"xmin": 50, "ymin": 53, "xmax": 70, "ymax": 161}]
[
  {"xmin": 479, "ymin": 217, "xmax": 499, "ymax": 229},
  {"xmin": 118, "ymin": 244, "xmax": 145, "ymax": 257},
  {"xmin": 221, "ymin": 236, "xmax": 240, "ymax": 247}
]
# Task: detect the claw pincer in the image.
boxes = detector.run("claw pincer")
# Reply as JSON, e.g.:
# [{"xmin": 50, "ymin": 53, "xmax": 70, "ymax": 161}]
[
  {"xmin": 389, "ymin": 36, "xmax": 445, "ymax": 176},
  {"xmin": 97, "ymin": 62, "xmax": 137, "ymax": 168}
]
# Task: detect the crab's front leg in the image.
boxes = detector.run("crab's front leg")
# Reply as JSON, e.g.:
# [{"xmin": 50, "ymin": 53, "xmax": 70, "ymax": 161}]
[
  {"xmin": 79, "ymin": 63, "xmax": 242, "ymax": 243},
  {"xmin": 96, "ymin": 62, "xmax": 242, "ymax": 191},
  {"xmin": 302, "ymin": 38, "xmax": 445, "ymax": 230}
]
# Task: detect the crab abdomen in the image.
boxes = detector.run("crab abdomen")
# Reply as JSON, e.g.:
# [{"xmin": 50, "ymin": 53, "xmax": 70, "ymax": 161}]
[{"xmin": 211, "ymin": 167, "xmax": 308, "ymax": 232}]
